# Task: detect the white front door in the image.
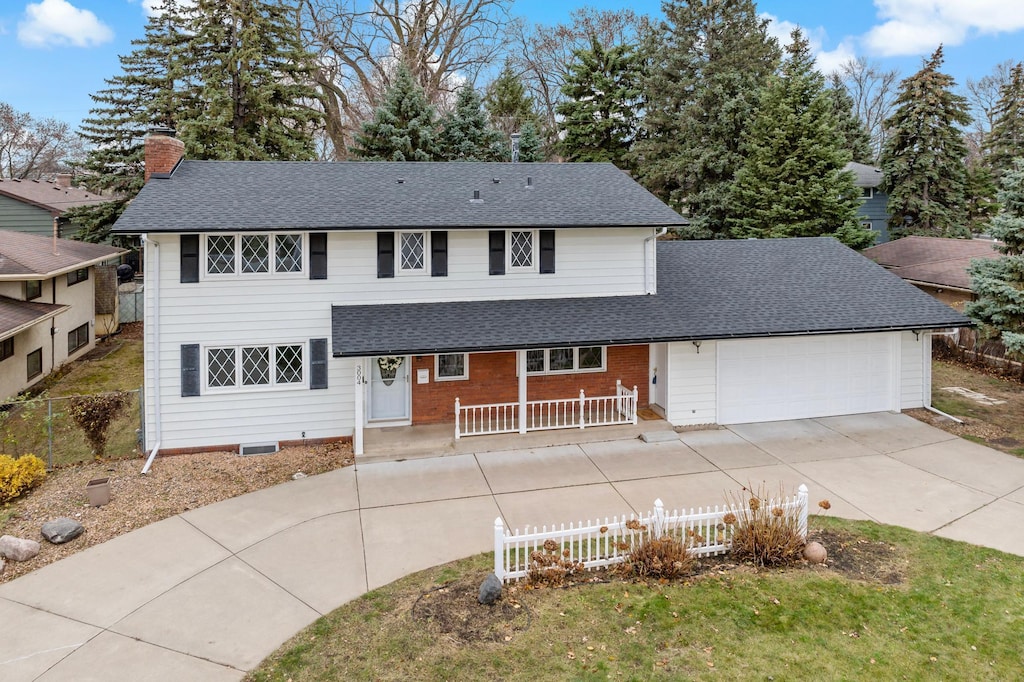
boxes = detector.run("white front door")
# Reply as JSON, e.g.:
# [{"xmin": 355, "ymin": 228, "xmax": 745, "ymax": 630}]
[{"xmin": 368, "ymin": 356, "xmax": 411, "ymax": 423}]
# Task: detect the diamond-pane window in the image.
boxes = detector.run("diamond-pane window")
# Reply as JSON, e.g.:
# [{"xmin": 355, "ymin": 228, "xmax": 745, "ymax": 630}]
[
  {"xmin": 208, "ymin": 348, "xmax": 236, "ymax": 387},
  {"xmin": 207, "ymin": 235, "xmax": 235, "ymax": 274},
  {"xmin": 437, "ymin": 353, "xmax": 466, "ymax": 379},
  {"xmin": 549, "ymin": 347, "xmax": 574, "ymax": 371},
  {"xmin": 241, "ymin": 235, "xmax": 269, "ymax": 273},
  {"xmin": 275, "ymin": 234, "xmax": 303, "ymax": 273},
  {"xmin": 400, "ymin": 232, "xmax": 426, "ymax": 271},
  {"xmin": 579, "ymin": 346, "xmax": 603, "ymax": 370},
  {"xmin": 526, "ymin": 349, "xmax": 545, "ymax": 373},
  {"xmin": 510, "ymin": 231, "xmax": 533, "ymax": 268},
  {"xmin": 276, "ymin": 345, "xmax": 303, "ymax": 384},
  {"xmin": 241, "ymin": 346, "xmax": 270, "ymax": 385}
]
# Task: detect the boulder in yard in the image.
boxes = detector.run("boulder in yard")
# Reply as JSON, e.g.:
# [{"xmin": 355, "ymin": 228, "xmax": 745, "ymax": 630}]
[
  {"xmin": 41, "ymin": 518, "xmax": 85, "ymax": 545},
  {"xmin": 478, "ymin": 572, "xmax": 502, "ymax": 605},
  {"xmin": 804, "ymin": 541, "xmax": 827, "ymax": 564},
  {"xmin": 0, "ymin": 535, "xmax": 41, "ymax": 562}
]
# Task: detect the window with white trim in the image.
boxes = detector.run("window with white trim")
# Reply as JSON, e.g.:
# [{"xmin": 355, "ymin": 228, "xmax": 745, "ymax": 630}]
[
  {"xmin": 508, "ymin": 230, "xmax": 536, "ymax": 270},
  {"xmin": 206, "ymin": 344, "xmax": 305, "ymax": 390},
  {"xmin": 205, "ymin": 234, "xmax": 304, "ymax": 276},
  {"xmin": 399, "ymin": 231, "xmax": 427, "ymax": 273},
  {"xmin": 435, "ymin": 353, "xmax": 468, "ymax": 381},
  {"xmin": 861, "ymin": 187, "xmax": 873, "ymax": 199},
  {"xmin": 525, "ymin": 346, "xmax": 605, "ymax": 374}
]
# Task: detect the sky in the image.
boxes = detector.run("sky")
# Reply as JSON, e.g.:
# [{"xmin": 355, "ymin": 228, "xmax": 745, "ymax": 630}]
[{"xmin": 0, "ymin": 0, "xmax": 1022, "ymax": 129}]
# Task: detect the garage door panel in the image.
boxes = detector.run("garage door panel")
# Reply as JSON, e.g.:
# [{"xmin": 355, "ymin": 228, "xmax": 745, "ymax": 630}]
[{"xmin": 718, "ymin": 334, "xmax": 895, "ymax": 424}]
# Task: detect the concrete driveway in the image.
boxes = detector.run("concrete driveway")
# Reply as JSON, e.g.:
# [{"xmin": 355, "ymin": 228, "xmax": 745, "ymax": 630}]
[{"xmin": 2, "ymin": 412, "xmax": 1023, "ymax": 681}]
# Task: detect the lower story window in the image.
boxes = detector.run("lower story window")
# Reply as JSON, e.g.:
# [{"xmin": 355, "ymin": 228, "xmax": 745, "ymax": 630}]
[
  {"xmin": 27, "ymin": 348, "xmax": 42, "ymax": 380},
  {"xmin": 68, "ymin": 323, "xmax": 89, "ymax": 354},
  {"xmin": 0, "ymin": 337, "xmax": 13, "ymax": 361},
  {"xmin": 207, "ymin": 344, "xmax": 304, "ymax": 389},
  {"xmin": 526, "ymin": 346, "xmax": 605, "ymax": 374},
  {"xmin": 436, "ymin": 353, "xmax": 468, "ymax": 381}
]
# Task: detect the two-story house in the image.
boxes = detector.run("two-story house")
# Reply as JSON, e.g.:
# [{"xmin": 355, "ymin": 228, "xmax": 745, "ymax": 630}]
[
  {"xmin": 113, "ymin": 130, "xmax": 967, "ymax": 459},
  {"xmin": 847, "ymin": 162, "xmax": 890, "ymax": 244},
  {"xmin": 0, "ymin": 175, "xmax": 112, "ymax": 239}
]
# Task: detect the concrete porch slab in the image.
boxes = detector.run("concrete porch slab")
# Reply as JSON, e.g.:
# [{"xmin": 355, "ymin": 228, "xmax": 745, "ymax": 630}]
[
  {"xmin": 238, "ymin": 511, "xmax": 366, "ymax": 615},
  {"xmin": 724, "ymin": 463, "xmax": 872, "ymax": 521},
  {"xmin": 355, "ymin": 454, "xmax": 490, "ymax": 508},
  {"xmin": 679, "ymin": 428, "xmax": 779, "ymax": 469},
  {"xmin": 581, "ymin": 438, "xmax": 715, "ymax": 482},
  {"xmin": 111, "ymin": 557, "xmax": 319, "ymax": 671},
  {"xmin": 795, "ymin": 455, "xmax": 994, "ymax": 532},
  {"xmin": 476, "ymin": 444, "xmax": 604, "ymax": 494},
  {"xmin": 815, "ymin": 412, "xmax": 956, "ymax": 453},
  {"xmin": 0, "ymin": 516, "xmax": 230, "ymax": 628},
  {"xmin": 0, "ymin": 598, "xmax": 99, "ymax": 681},
  {"xmin": 182, "ymin": 467, "xmax": 358, "ymax": 553},
  {"xmin": 935, "ymin": 499, "xmax": 1024, "ymax": 556},
  {"xmin": 611, "ymin": 471, "xmax": 740, "ymax": 514},
  {"xmin": 495, "ymin": 483, "xmax": 634, "ymax": 531},
  {"xmin": 889, "ymin": 437, "xmax": 1024, "ymax": 497},
  {"xmin": 36, "ymin": 631, "xmax": 241, "ymax": 682},
  {"xmin": 360, "ymin": 495, "xmax": 500, "ymax": 591},
  {"xmin": 728, "ymin": 419, "xmax": 879, "ymax": 463}
]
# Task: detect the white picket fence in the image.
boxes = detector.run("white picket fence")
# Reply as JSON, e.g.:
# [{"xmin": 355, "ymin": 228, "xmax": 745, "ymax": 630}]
[
  {"xmin": 456, "ymin": 380, "xmax": 638, "ymax": 439},
  {"xmin": 493, "ymin": 485, "xmax": 809, "ymax": 583}
]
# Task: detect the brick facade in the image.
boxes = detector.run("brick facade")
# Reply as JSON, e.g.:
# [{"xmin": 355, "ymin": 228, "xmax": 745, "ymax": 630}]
[
  {"xmin": 144, "ymin": 133, "xmax": 185, "ymax": 182},
  {"xmin": 410, "ymin": 345, "xmax": 649, "ymax": 425}
]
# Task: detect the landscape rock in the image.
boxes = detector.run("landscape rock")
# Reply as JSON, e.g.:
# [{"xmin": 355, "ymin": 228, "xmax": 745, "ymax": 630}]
[
  {"xmin": 478, "ymin": 572, "xmax": 502, "ymax": 605},
  {"xmin": 0, "ymin": 535, "xmax": 41, "ymax": 562},
  {"xmin": 41, "ymin": 518, "xmax": 85, "ymax": 545},
  {"xmin": 804, "ymin": 541, "xmax": 828, "ymax": 564},
  {"xmin": 292, "ymin": 472, "xmax": 307, "ymax": 480},
  {"xmin": 0, "ymin": 557, "xmax": 5, "ymax": 575}
]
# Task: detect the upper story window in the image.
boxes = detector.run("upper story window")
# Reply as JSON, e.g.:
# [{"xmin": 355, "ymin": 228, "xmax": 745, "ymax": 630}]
[
  {"xmin": 25, "ymin": 280, "xmax": 42, "ymax": 301},
  {"xmin": 526, "ymin": 346, "xmax": 605, "ymax": 375},
  {"xmin": 861, "ymin": 187, "xmax": 873, "ymax": 200},
  {"xmin": 509, "ymin": 230, "xmax": 536, "ymax": 271},
  {"xmin": 0, "ymin": 338, "xmax": 13, "ymax": 362},
  {"xmin": 206, "ymin": 234, "xmax": 304, "ymax": 277},
  {"xmin": 399, "ymin": 232, "xmax": 427, "ymax": 273},
  {"xmin": 67, "ymin": 268, "xmax": 89, "ymax": 286}
]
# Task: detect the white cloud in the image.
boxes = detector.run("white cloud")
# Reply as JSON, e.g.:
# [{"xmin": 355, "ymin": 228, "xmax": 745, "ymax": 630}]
[
  {"xmin": 761, "ymin": 13, "xmax": 856, "ymax": 75},
  {"xmin": 17, "ymin": 0, "xmax": 113, "ymax": 48},
  {"xmin": 137, "ymin": 0, "xmax": 195, "ymax": 18},
  {"xmin": 864, "ymin": 0, "xmax": 1024, "ymax": 56}
]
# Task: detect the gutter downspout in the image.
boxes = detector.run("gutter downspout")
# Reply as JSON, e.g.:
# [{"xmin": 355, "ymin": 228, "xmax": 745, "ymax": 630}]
[
  {"xmin": 644, "ymin": 227, "xmax": 668, "ymax": 294},
  {"xmin": 141, "ymin": 235, "xmax": 161, "ymax": 474}
]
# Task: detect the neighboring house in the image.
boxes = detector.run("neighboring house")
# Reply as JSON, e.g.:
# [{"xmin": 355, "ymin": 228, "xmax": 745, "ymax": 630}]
[
  {"xmin": 863, "ymin": 236, "xmax": 1002, "ymax": 310},
  {"xmin": 112, "ymin": 130, "xmax": 968, "ymax": 457},
  {"xmin": 0, "ymin": 231, "xmax": 125, "ymax": 400},
  {"xmin": 847, "ymin": 161, "xmax": 890, "ymax": 244},
  {"xmin": 0, "ymin": 174, "xmax": 112, "ymax": 239}
]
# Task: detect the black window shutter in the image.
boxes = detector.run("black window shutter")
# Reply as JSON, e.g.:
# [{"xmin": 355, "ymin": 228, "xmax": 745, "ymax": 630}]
[
  {"xmin": 539, "ymin": 230, "xmax": 556, "ymax": 274},
  {"xmin": 180, "ymin": 234, "xmax": 199, "ymax": 283},
  {"xmin": 431, "ymin": 231, "xmax": 448, "ymax": 277},
  {"xmin": 181, "ymin": 344, "xmax": 200, "ymax": 397},
  {"xmin": 310, "ymin": 338, "xmax": 328, "ymax": 389},
  {"xmin": 488, "ymin": 230, "xmax": 505, "ymax": 275},
  {"xmin": 309, "ymin": 233, "xmax": 327, "ymax": 280},
  {"xmin": 377, "ymin": 232, "xmax": 395, "ymax": 278}
]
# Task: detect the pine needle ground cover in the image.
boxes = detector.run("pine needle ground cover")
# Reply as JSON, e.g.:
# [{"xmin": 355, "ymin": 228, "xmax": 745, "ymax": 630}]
[{"xmin": 248, "ymin": 518, "xmax": 1024, "ymax": 681}]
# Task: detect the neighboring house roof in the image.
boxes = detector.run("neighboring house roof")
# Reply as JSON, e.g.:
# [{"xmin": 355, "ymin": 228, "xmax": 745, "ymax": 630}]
[
  {"xmin": 0, "ymin": 230, "xmax": 125, "ymax": 280},
  {"xmin": 113, "ymin": 161, "xmax": 690, "ymax": 233},
  {"xmin": 846, "ymin": 162, "xmax": 883, "ymax": 189},
  {"xmin": 0, "ymin": 296, "xmax": 69, "ymax": 341},
  {"xmin": 0, "ymin": 178, "xmax": 111, "ymax": 215},
  {"xmin": 863, "ymin": 236, "xmax": 1002, "ymax": 291},
  {"xmin": 331, "ymin": 237, "xmax": 970, "ymax": 356}
]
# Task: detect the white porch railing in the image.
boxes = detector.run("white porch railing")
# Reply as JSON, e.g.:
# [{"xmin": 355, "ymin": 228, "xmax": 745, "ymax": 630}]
[
  {"xmin": 455, "ymin": 380, "xmax": 638, "ymax": 439},
  {"xmin": 494, "ymin": 486, "xmax": 810, "ymax": 583}
]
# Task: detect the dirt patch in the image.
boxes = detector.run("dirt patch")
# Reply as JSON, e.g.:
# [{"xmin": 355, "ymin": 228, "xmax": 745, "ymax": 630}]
[
  {"xmin": 809, "ymin": 527, "xmax": 907, "ymax": 584},
  {"xmin": 412, "ymin": 578, "xmax": 531, "ymax": 644},
  {"xmin": 115, "ymin": 321, "xmax": 144, "ymax": 341}
]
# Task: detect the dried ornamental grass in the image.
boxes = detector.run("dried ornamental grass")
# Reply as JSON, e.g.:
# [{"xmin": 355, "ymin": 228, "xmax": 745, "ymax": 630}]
[
  {"xmin": 725, "ymin": 483, "xmax": 805, "ymax": 567},
  {"xmin": 620, "ymin": 536, "xmax": 695, "ymax": 579}
]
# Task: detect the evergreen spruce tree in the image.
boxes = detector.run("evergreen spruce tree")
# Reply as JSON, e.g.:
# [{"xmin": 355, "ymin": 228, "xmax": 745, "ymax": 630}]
[
  {"xmin": 350, "ymin": 63, "xmax": 440, "ymax": 161},
  {"xmin": 556, "ymin": 35, "xmax": 641, "ymax": 168},
  {"xmin": 437, "ymin": 86, "xmax": 505, "ymax": 161},
  {"xmin": 633, "ymin": 0, "xmax": 780, "ymax": 238},
  {"xmin": 485, "ymin": 63, "xmax": 538, "ymax": 139},
  {"xmin": 986, "ymin": 62, "xmax": 1024, "ymax": 180},
  {"xmin": 964, "ymin": 162, "xmax": 999, "ymax": 233},
  {"xmin": 730, "ymin": 30, "xmax": 874, "ymax": 249},
  {"xmin": 965, "ymin": 160, "xmax": 1024, "ymax": 372},
  {"xmin": 827, "ymin": 73, "xmax": 874, "ymax": 164},
  {"xmin": 516, "ymin": 121, "xmax": 544, "ymax": 162},
  {"xmin": 181, "ymin": 0, "xmax": 321, "ymax": 160},
  {"xmin": 880, "ymin": 46, "xmax": 971, "ymax": 238}
]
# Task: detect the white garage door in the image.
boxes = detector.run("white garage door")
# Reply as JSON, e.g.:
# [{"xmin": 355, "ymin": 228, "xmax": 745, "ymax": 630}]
[{"xmin": 718, "ymin": 334, "xmax": 896, "ymax": 424}]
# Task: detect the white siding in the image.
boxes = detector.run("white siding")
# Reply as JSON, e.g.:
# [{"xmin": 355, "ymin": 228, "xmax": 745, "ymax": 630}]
[
  {"xmin": 665, "ymin": 340, "xmax": 717, "ymax": 426},
  {"xmin": 900, "ymin": 330, "xmax": 927, "ymax": 409}
]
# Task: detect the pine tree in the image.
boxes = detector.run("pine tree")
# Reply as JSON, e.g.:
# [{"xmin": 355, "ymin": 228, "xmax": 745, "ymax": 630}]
[
  {"xmin": 730, "ymin": 30, "xmax": 874, "ymax": 249},
  {"xmin": 633, "ymin": 0, "xmax": 780, "ymax": 238},
  {"xmin": 350, "ymin": 63, "xmax": 440, "ymax": 161},
  {"xmin": 437, "ymin": 86, "xmax": 505, "ymax": 161},
  {"xmin": 516, "ymin": 121, "xmax": 544, "ymax": 162},
  {"xmin": 964, "ymin": 162, "xmax": 999, "ymax": 233},
  {"xmin": 181, "ymin": 0, "xmax": 321, "ymax": 161},
  {"xmin": 986, "ymin": 62, "xmax": 1024, "ymax": 180},
  {"xmin": 880, "ymin": 46, "xmax": 971, "ymax": 238},
  {"xmin": 827, "ymin": 73, "xmax": 874, "ymax": 164},
  {"xmin": 485, "ymin": 63, "xmax": 538, "ymax": 140},
  {"xmin": 556, "ymin": 35, "xmax": 641, "ymax": 168},
  {"xmin": 965, "ymin": 160, "xmax": 1024, "ymax": 371}
]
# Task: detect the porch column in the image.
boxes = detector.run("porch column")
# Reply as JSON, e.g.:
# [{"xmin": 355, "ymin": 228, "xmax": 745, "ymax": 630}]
[
  {"xmin": 517, "ymin": 349, "xmax": 527, "ymax": 434},
  {"xmin": 354, "ymin": 364, "xmax": 364, "ymax": 456}
]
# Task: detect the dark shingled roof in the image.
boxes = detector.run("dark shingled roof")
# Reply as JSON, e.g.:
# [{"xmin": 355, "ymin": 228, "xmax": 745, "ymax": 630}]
[
  {"xmin": 0, "ymin": 296, "xmax": 69, "ymax": 340},
  {"xmin": 112, "ymin": 161, "xmax": 688, "ymax": 232},
  {"xmin": 331, "ymin": 237, "xmax": 971, "ymax": 356}
]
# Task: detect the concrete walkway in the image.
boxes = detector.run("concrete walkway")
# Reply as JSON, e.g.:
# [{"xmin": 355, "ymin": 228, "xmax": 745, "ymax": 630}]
[{"xmin": 3, "ymin": 412, "xmax": 1024, "ymax": 681}]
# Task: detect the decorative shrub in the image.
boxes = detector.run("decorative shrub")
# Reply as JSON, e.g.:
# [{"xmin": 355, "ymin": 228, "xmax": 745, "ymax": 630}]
[
  {"xmin": 621, "ymin": 536, "xmax": 695, "ymax": 579},
  {"xmin": 68, "ymin": 392, "xmax": 128, "ymax": 458},
  {"xmin": 726, "ymin": 483, "xmax": 805, "ymax": 567},
  {"xmin": 0, "ymin": 454, "xmax": 46, "ymax": 503},
  {"xmin": 526, "ymin": 539, "xmax": 585, "ymax": 586}
]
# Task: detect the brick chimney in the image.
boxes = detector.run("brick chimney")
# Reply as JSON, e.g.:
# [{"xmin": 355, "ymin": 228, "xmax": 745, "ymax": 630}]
[
  {"xmin": 55, "ymin": 173, "xmax": 72, "ymax": 188},
  {"xmin": 144, "ymin": 127, "xmax": 185, "ymax": 182}
]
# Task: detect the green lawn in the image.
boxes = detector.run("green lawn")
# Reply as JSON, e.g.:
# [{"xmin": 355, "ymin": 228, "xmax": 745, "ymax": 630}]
[{"xmin": 248, "ymin": 517, "xmax": 1024, "ymax": 681}]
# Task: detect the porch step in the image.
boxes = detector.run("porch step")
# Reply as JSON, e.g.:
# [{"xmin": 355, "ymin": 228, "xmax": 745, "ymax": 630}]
[{"xmin": 640, "ymin": 430, "xmax": 679, "ymax": 444}]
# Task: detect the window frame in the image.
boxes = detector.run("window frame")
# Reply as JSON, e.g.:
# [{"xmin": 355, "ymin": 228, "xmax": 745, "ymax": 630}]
[
  {"xmin": 202, "ymin": 233, "xmax": 306, "ymax": 278},
  {"xmin": 507, "ymin": 229, "xmax": 538, "ymax": 272},
  {"xmin": 67, "ymin": 323, "xmax": 90, "ymax": 354},
  {"xmin": 397, "ymin": 230, "xmax": 429, "ymax": 275},
  {"xmin": 27, "ymin": 347, "xmax": 42, "ymax": 380},
  {"xmin": 524, "ymin": 346, "xmax": 606, "ymax": 375},
  {"xmin": 25, "ymin": 280, "xmax": 42, "ymax": 301},
  {"xmin": 435, "ymin": 353, "xmax": 469, "ymax": 381},
  {"xmin": 0, "ymin": 337, "xmax": 13, "ymax": 362},
  {"xmin": 204, "ymin": 342, "xmax": 307, "ymax": 392},
  {"xmin": 67, "ymin": 268, "xmax": 89, "ymax": 286},
  {"xmin": 860, "ymin": 187, "xmax": 873, "ymax": 200}
]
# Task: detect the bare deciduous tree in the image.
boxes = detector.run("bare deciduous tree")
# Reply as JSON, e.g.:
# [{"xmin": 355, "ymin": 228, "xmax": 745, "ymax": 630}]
[
  {"xmin": 833, "ymin": 57, "xmax": 899, "ymax": 163},
  {"xmin": 0, "ymin": 102, "xmax": 84, "ymax": 179},
  {"xmin": 963, "ymin": 59, "xmax": 1016, "ymax": 161}
]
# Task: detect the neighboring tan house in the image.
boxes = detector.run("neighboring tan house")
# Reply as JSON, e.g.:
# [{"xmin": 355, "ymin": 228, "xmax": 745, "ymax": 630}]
[
  {"xmin": 0, "ymin": 231, "xmax": 125, "ymax": 401},
  {"xmin": 863, "ymin": 236, "xmax": 1002, "ymax": 310},
  {"xmin": 112, "ymin": 130, "xmax": 967, "ymax": 457},
  {"xmin": 847, "ymin": 162, "xmax": 890, "ymax": 244},
  {"xmin": 0, "ymin": 175, "xmax": 112, "ymax": 239}
]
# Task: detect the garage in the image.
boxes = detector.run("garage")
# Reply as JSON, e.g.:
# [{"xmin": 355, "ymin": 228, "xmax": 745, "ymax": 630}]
[{"xmin": 717, "ymin": 333, "xmax": 897, "ymax": 424}]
